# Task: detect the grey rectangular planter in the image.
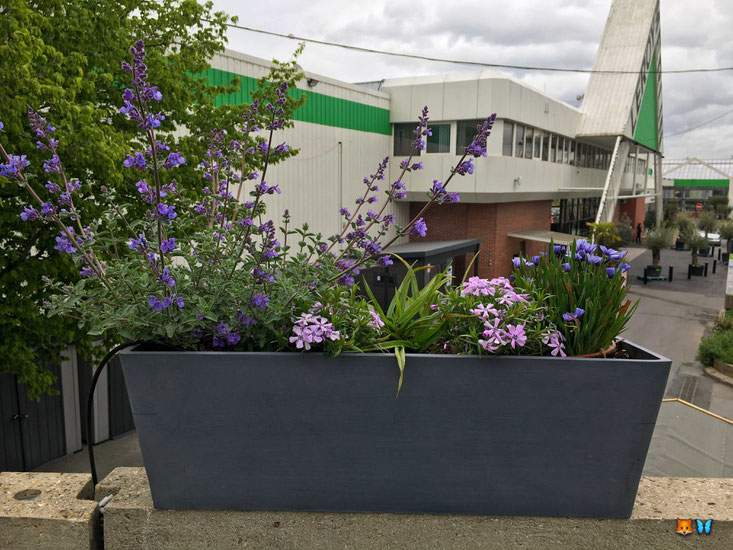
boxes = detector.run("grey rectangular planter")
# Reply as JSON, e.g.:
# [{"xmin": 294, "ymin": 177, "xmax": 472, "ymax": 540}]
[{"xmin": 119, "ymin": 341, "xmax": 670, "ymax": 518}]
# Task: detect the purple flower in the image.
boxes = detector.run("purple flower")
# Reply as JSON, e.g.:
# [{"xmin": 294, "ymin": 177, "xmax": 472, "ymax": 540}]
[
  {"xmin": 554, "ymin": 245, "xmax": 566, "ymax": 255},
  {"xmin": 606, "ymin": 267, "xmax": 616, "ymax": 279},
  {"xmin": 156, "ymin": 203, "xmax": 177, "ymax": 220},
  {"xmin": 562, "ymin": 308, "xmax": 585, "ymax": 322},
  {"xmin": 464, "ymin": 114, "xmax": 497, "ymax": 158},
  {"xmin": 40, "ymin": 202, "xmax": 56, "ymax": 217},
  {"xmin": 562, "ymin": 262, "xmax": 571, "ymax": 273},
  {"xmin": 45, "ymin": 181, "xmax": 61, "ymax": 194},
  {"xmin": 43, "ymin": 154, "xmax": 61, "ymax": 173},
  {"xmin": 160, "ymin": 238, "xmax": 176, "ymax": 253},
  {"xmin": 123, "ymin": 152, "xmax": 147, "ymax": 170},
  {"xmin": 148, "ymin": 295, "xmax": 164, "ymax": 312},
  {"xmin": 410, "ymin": 218, "xmax": 428, "ymax": 238},
  {"xmin": 54, "ymin": 231, "xmax": 76, "ymax": 254},
  {"xmin": 620, "ymin": 262, "xmax": 631, "ymax": 273},
  {"xmin": 159, "ymin": 269, "xmax": 175, "ymax": 287},
  {"xmin": 531, "ymin": 256, "xmax": 540, "ymax": 266},
  {"xmin": 339, "ymin": 207, "xmax": 351, "ymax": 218},
  {"xmin": 512, "ymin": 257, "xmax": 521, "ymax": 268},
  {"xmin": 1, "ymin": 154, "xmax": 30, "ymax": 179},
  {"xmin": 129, "ymin": 233, "xmax": 147, "ymax": 251},
  {"xmin": 20, "ymin": 206, "xmax": 40, "ymax": 221},
  {"xmin": 251, "ymin": 292, "xmax": 269, "ymax": 309},
  {"xmin": 163, "ymin": 152, "xmax": 186, "ymax": 169},
  {"xmin": 377, "ymin": 255, "xmax": 393, "ymax": 267},
  {"xmin": 455, "ymin": 158, "xmax": 474, "ymax": 175}
]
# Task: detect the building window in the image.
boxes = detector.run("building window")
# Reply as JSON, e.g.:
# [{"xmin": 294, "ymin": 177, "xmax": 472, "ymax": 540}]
[
  {"xmin": 524, "ymin": 127, "xmax": 534, "ymax": 159},
  {"xmin": 456, "ymin": 120, "xmax": 483, "ymax": 154},
  {"xmin": 393, "ymin": 123, "xmax": 415, "ymax": 156},
  {"xmin": 533, "ymin": 131, "xmax": 542, "ymax": 159},
  {"xmin": 550, "ymin": 135, "xmax": 557, "ymax": 162},
  {"xmin": 427, "ymin": 123, "xmax": 450, "ymax": 153},
  {"xmin": 569, "ymin": 140, "xmax": 576, "ymax": 165},
  {"xmin": 542, "ymin": 133, "xmax": 550, "ymax": 161},
  {"xmin": 502, "ymin": 121, "xmax": 514, "ymax": 156},
  {"xmin": 515, "ymin": 125, "xmax": 525, "ymax": 158}
]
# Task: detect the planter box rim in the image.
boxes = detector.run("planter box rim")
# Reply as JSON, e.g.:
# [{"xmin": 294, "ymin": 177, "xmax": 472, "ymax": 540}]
[{"xmin": 119, "ymin": 339, "xmax": 669, "ymax": 364}]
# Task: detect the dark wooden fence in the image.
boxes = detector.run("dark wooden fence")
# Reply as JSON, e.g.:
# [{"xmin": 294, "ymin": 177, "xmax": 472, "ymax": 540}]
[{"xmin": 0, "ymin": 365, "xmax": 66, "ymax": 471}]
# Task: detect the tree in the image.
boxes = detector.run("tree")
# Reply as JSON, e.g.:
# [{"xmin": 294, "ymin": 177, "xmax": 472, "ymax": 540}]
[
  {"xmin": 0, "ymin": 0, "xmax": 241, "ymax": 396},
  {"xmin": 697, "ymin": 212, "xmax": 718, "ymax": 238},
  {"xmin": 703, "ymin": 195, "xmax": 732, "ymax": 219},
  {"xmin": 642, "ymin": 227, "xmax": 674, "ymax": 267}
]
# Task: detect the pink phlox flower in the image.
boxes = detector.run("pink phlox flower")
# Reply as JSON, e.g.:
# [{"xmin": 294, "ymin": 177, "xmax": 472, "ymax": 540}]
[
  {"xmin": 461, "ymin": 276, "xmax": 490, "ymax": 296},
  {"xmin": 505, "ymin": 323, "xmax": 527, "ymax": 349},
  {"xmin": 481, "ymin": 318, "xmax": 507, "ymax": 347},
  {"xmin": 496, "ymin": 292, "xmax": 517, "ymax": 306},
  {"xmin": 478, "ymin": 338, "xmax": 501, "ymax": 352},
  {"xmin": 472, "ymin": 303, "xmax": 500, "ymax": 319},
  {"xmin": 290, "ymin": 314, "xmax": 340, "ymax": 350},
  {"xmin": 367, "ymin": 307, "xmax": 385, "ymax": 329},
  {"xmin": 489, "ymin": 277, "xmax": 513, "ymax": 290}
]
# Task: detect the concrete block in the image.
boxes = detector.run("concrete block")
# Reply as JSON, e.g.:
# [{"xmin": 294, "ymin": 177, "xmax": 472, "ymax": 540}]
[
  {"xmin": 0, "ymin": 472, "xmax": 99, "ymax": 550},
  {"xmin": 100, "ymin": 468, "xmax": 733, "ymax": 550}
]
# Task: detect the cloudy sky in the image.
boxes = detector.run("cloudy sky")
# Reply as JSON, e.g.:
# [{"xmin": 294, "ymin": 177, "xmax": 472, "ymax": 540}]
[{"xmin": 209, "ymin": 0, "xmax": 733, "ymax": 160}]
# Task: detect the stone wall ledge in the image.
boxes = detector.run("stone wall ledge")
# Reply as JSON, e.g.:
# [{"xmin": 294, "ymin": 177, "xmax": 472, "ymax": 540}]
[
  {"xmin": 98, "ymin": 467, "xmax": 733, "ymax": 550},
  {"xmin": 0, "ymin": 471, "xmax": 99, "ymax": 550}
]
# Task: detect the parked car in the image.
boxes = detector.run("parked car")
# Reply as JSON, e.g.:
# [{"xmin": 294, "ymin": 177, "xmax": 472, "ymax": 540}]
[{"xmin": 698, "ymin": 229, "xmax": 721, "ymax": 246}]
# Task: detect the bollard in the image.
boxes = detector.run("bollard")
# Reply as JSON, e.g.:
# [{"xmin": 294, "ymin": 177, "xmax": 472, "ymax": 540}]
[
  {"xmin": 705, "ymin": 262, "xmax": 709, "ymax": 277},
  {"xmin": 643, "ymin": 270, "xmax": 648, "ymax": 285},
  {"xmin": 718, "ymin": 248, "xmax": 722, "ymax": 261},
  {"xmin": 688, "ymin": 264, "xmax": 692, "ymax": 280},
  {"xmin": 669, "ymin": 265, "xmax": 674, "ymax": 282},
  {"xmin": 714, "ymin": 259, "xmax": 717, "ymax": 274}
]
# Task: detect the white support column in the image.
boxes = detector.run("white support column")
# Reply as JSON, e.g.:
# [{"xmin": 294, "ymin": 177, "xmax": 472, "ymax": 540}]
[
  {"xmin": 60, "ymin": 347, "xmax": 82, "ymax": 455},
  {"xmin": 655, "ymin": 153, "xmax": 663, "ymax": 228}
]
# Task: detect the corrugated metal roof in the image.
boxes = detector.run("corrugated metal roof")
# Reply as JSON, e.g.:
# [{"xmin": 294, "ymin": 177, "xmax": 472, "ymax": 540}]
[
  {"xmin": 662, "ymin": 159, "xmax": 733, "ymax": 179},
  {"xmin": 577, "ymin": 0, "xmax": 657, "ymax": 138}
]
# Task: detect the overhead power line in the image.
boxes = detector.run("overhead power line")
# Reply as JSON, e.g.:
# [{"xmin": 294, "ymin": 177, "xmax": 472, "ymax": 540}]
[
  {"xmin": 666, "ymin": 107, "xmax": 733, "ymax": 138},
  {"xmin": 208, "ymin": 20, "xmax": 733, "ymax": 75}
]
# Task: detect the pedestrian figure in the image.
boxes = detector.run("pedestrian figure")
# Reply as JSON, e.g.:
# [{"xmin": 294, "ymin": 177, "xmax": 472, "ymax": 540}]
[{"xmin": 636, "ymin": 223, "xmax": 643, "ymax": 244}]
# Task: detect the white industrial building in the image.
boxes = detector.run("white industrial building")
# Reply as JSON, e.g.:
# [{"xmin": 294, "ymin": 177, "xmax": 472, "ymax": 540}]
[{"xmin": 207, "ymin": 0, "xmax": 663, "ymax": 279}]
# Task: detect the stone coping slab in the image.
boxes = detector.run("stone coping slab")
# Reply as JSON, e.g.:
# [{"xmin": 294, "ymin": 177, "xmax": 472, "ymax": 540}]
[
  {"xmin": 99, "ymin": 468, "xmax": 733, "ymax": 550},
  {"xmin": 0, "ymin": 472, "xmax": 99, "ymax": 550}
]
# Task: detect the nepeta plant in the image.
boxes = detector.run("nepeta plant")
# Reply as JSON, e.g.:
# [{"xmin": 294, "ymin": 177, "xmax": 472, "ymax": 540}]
[{"xmin": 2, "ymin": 40, "xmax": 496, "ymax": 354}]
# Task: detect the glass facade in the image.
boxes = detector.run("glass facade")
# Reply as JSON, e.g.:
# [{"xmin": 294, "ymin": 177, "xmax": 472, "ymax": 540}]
[
  {"xmin": 393, "ymin": 123, "xmax": 415, "ymax": 156},
  {"xmin": 427, "ymin": 123, "xmax": 450, "ymax": 153},
  {"xmin": 551, "ymin": 197, "xmax": 601, "ymax": 236}
]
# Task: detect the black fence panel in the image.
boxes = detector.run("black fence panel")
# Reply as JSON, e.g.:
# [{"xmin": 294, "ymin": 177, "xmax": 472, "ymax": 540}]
[
  {"xmin": 0, "ymin": 372, "xmax": 24, "ymax": 471},
  {"xmin": 0, "ymin": 365, "xmax": 66, "ymax": 471}
]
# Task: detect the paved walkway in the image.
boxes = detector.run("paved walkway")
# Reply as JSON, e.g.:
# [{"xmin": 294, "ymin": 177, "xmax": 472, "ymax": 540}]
[
  {"xmin": 623, "ymin": 244, "xmax": 733, "ymax": 421},
  {"xmin": 36, "ymin": 244, "xmax": 733, "ymax": 479}
]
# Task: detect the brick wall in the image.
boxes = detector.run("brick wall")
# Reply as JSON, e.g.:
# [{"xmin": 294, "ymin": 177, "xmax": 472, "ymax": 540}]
[
  {"xmin": 615, "ymin": 197, "xmax": 646, "ymax": 228},
  {"xmin": 409, "ymin": 200, "xmax": 552, "ymax": 279}
]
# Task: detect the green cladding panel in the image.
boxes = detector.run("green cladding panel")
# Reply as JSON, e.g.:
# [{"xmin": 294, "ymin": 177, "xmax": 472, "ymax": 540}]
[
  {"xmin": 633, "ymin": 52, "xmax": 659, "ymax": 151},
  {"xmin": 199, "ymin": 68, "xmax": 391, "ymax": 135},
  {"xmin": 673, "ymin": 179, "xmax": 729, "ymax": 188}
]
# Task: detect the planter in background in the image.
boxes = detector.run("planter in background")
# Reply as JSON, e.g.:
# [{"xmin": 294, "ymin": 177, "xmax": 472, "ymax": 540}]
[
  {"xmin": 724, "ymin": 252, "xmax": 730, "ymax": 264},
  {"xmin": 674, "ymin": 239, "xmax": 688, "ymax": 250},
  {"xmin": 645, "ymin": 265, "xmax": 662, "ymax": 278},
  {"xmin": 119, "ymin": 341, "xmax": 671, "ymax": 518},
  {"xmin": 689, "ymin": 264, "xmax": 705, "ymax": 277}
]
